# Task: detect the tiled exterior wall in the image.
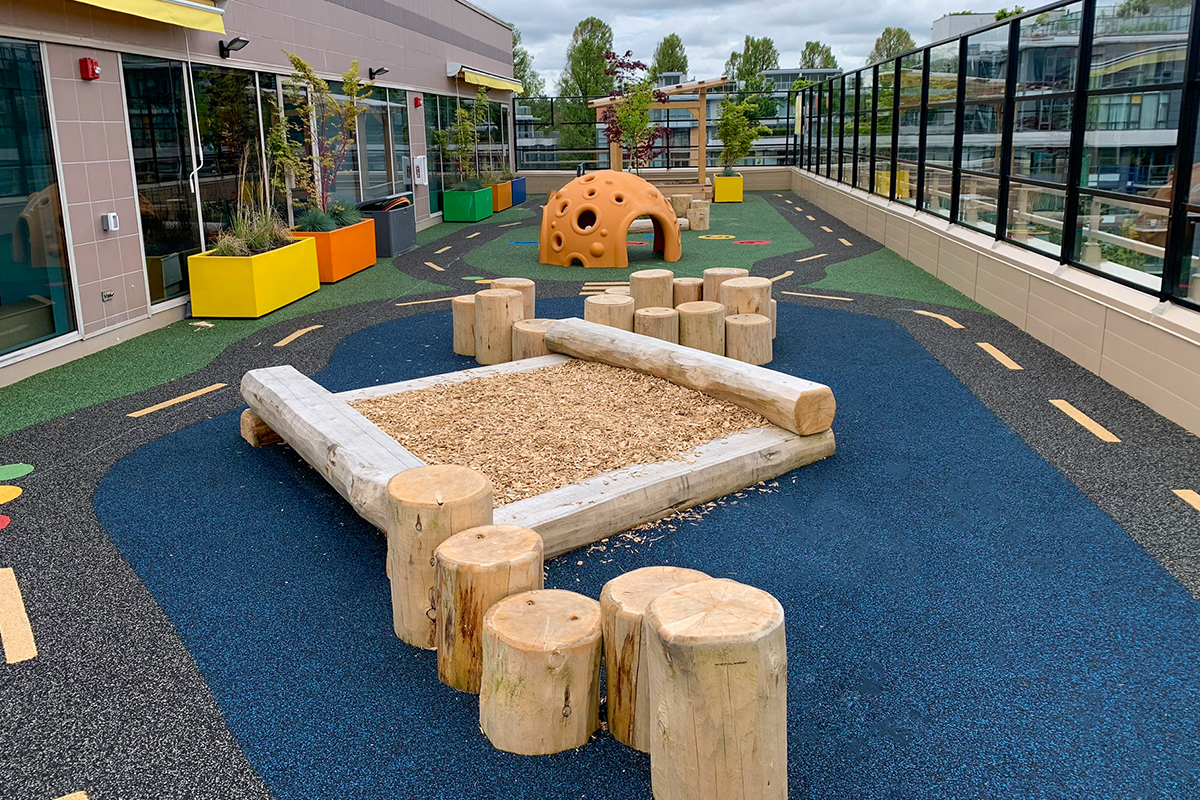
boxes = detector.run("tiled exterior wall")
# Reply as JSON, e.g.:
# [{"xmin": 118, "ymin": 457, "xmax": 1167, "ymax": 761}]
[
  {"xmin": 794, "ymin": 168, "xmax": 1200, "ymax": 437},
  {"xmin": 45, "ymin": 43, "xmax": 146, "ymax": 336}
]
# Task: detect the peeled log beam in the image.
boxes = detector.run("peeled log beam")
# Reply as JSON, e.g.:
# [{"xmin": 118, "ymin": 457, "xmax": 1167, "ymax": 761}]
[
  {"xmin": 241, "ymin": 366, "xmax": 426, "ymax": 532},
  {"xmin": 645, "ymin": 579, "xmax": 788, "ymax": 800},
  {"xmin": 601, "ymin": 566, "xmax": 710, "ymax": 751},
  {"xmin": 544, "ymin": 317, "xmax": 835, "ymax": 436}
]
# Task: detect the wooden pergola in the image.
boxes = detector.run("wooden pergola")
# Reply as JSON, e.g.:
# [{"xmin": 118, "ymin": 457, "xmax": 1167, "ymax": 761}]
[{"xmin": 588, "ymin": 77, "xmax": 728, "ymax": 187}]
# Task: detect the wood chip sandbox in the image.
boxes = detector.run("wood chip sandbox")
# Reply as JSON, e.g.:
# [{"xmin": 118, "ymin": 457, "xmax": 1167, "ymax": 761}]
[{"xmin": 350, "ymin": 360, "xmax": 769, "ymax": 504}]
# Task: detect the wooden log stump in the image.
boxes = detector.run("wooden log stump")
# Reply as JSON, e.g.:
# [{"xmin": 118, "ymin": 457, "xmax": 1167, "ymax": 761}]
[
  {"xmin": 600, "ymin": 566, "xmax": 710, "ymax": 751},
  {"xmin": 676, "ymin": 300, "xmax": 726, "ymax": 355},
  {"xmin": 645, "ymin": 579, "xmax": 787, "ymax": 800},
  {"xmin": 769, "ymin": 298, "xmax": 777, "ymax": 339},
  {"xmin": 452, "ymin": 294, "xmax": 476, "ymax": 357},
  {"xmin": 630, "ymin": 268, "xmax": 674, "ymax": 311},
  {"xmin": 672, "ymin": 277, "xmax": 703, "ymax": 307},
  {"xmin": 633, "ymin": 307, "xmax": 680, "ymax": 344},
  {"xmin": 240, "ymin": 409, "xmax": 282, "ymax": 447},
  {"xmin": 669, "ymin": 194, "xmax": 692, "ymax": 218},
  {"xmin": 584, "ymin": 294, "xmax": 635, "ymax": 331},
  {"xmin": 474, "ymin": 288, "xmax": 525, "ymax": 366},
  {"xmin": 385, "ymin": 466, "xmax": 493, "ymax": 648},
  {"xmin": 479, "ymin": 589, "xmax": 602, "ymax": 755},
  {"xmin": 719, "ymin": 276, "xmax": 772, "ymax": 317},
  {"xmin": 702, "ymin": 267, "xmax": 749, "ymax": 302},
  {"xmin": 434, "ymin": 525, "xmax": 544, "ymax": 693},
  {"xmin": 511, "ymin": 318, "xmax": 556, "ymax": 361},
  {"xmin": 725, "ymin": 313, "xmax": 773, "ymax": 365},
  {"xmin": 686, "ymin": 200, "xmax": 711, "ymax": 232},
  {"xmin": 604, "ymin": 286, "xmax": 631, "ymax": 295},
  {"xmin": 491, "ymin": 277, "xmax": 536, "ymax": 319}
]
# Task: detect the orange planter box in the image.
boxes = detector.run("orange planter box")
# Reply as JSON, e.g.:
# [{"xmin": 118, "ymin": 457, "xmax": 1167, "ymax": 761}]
[
  {"xmin": 487, "ymin": 181, "xmax": 513, "ymax": 212},
  {"xmin": 291, "ymin": 218, "xmax": 376, "ymax": 283}
]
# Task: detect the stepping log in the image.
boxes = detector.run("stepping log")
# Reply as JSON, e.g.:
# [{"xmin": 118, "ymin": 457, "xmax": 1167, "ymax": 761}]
[
  {"xmin": 634, "ymin": 307, "xmax": 679, "ymax": 344},
  {"xmin": 670, "ymin": 194, "xmax": 692, "ymax": 218},
  {"xmin": 604, "ymin": 286, "xmax": 631, "ymax": 295},
  {"xmin": 630, "ymin": 268, "xmax": 674, "ymax": 311},
  {"xmin": 769, "ymin": 298, "xmax": 777, "ymax": 339},
  {"xmin": 672, "ymin": 277, "xmax": 703, "ymax": 306},
  {"xmin": 719, "ymin": 276, "xmax": 772, "ymax": 316},
  {"xmin": 511, "ymin": 318, "xmax": 556, "ymax": 361},
  {"xmin": 491, "ymin": 277, "xmax": 536, "ymax": 319},
  {"xmin": 676, "ymin": 300, "xmax": 725, "ymax": 355},
  {"xmin": 240, "ymin": 409, "xmax": 281, "ymax": 447},
  {"xmin": 584, "ymin": 294, "xmax": 635, "ymax": 331},
  {"xmin": 725, "ymin": 313, "xmax": 772, "ymax": 365},
  {"xmin": 702, "ymin": 267, "xmax": 748, "ymax": 302},
  {"xmin": 600, "ymin": 566, "xmax": 710, "ymax": 751},
  {"xmin": 385, "ymin": 466, "xmax": 493, "ymax": 648},
  {"xmin": 452, "ymin": 295, "xmax": 476, "ymax": 357},
  {"xmin": 645, "ymin": 579, "xmax": 788, "ymax": 800},
  {"xmin": 434, "ymin": 525, "xmax": 544, "ymax": 693},
  {"xmin": 686, "ymin": 200, "xmax": 711, "ymax": 231},
  {"xmin": 479, "ymin": 589, "xmax": 602, "ymax": 755},
  {"xmin": 474, "ymin": 288, "xmax": 525, "ymax": 366}
]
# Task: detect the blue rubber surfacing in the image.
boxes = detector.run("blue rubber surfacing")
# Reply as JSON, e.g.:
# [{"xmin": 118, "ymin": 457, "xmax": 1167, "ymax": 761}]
[{"xmin": 94, "ymin": 298, "xmax": 1200, "ymax": 799}]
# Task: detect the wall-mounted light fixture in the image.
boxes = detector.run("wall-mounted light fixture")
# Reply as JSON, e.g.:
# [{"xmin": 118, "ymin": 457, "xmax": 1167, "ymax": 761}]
[
  {"xmin": 219, "ymin": 37, "xmax": 250, "ymax": 59},
  {"xmin": 369, "ymin": 67, "xmax": 390, "ymax": 81}
]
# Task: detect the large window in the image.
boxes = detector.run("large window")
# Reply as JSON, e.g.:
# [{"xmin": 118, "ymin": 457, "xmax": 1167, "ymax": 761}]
[
  {"xmin": 0, "ymin": 37, "xmax": 74, "ymax": 356},
  {"xmin": 897, "ymin": 52, "xmax": 924, "ymax": 205},
  {"xmin": 924, "ymin": 42, "xmax": 959, "ymax": 217},
  {"xmin": 959, "ymin": 27, "xmax": 1009, "ymax": 232}
]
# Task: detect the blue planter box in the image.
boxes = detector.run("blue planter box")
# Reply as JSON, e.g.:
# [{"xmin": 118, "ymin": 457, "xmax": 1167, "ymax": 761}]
[{"xmin": 511, "ymin": 176, "xmax": 527, "ymax": 205}]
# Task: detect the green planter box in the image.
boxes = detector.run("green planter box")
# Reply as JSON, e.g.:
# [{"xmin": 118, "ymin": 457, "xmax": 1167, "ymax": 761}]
[{"xmin": 442, "ymin": 187, "xmax": 494, "ymax": 222}]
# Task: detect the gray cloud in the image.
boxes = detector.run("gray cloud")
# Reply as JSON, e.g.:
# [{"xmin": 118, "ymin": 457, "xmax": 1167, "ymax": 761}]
[{"xmin": 493, "ymin": 0, "xmax": 975, "ymax": 87}]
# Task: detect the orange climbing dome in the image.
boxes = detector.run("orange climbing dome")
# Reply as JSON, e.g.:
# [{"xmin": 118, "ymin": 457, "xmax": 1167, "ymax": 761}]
[{"xmin": 539, "ymin": 170, "xmax": 681, "ymax": 268}]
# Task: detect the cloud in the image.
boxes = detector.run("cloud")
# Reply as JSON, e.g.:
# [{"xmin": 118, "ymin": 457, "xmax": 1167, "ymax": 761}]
[{"xmin": 495, "ymin": 0, "xmax": 975, "ymax": 85}]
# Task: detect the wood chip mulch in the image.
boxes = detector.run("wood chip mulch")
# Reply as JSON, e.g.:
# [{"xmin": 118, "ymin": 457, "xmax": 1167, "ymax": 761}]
[{"xmin": 350, "ymin": 359, "xmax": 768, "ymax": 504}]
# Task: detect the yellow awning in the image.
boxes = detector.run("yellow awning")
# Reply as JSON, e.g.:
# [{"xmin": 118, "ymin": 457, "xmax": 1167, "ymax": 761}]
[
  {"xmin": 73, "ymin": 0, "xmax": 226, "ymax": 33},
  {"xmin": 460, "ymin": 68, "xmax": 522, "ymax": 94}
]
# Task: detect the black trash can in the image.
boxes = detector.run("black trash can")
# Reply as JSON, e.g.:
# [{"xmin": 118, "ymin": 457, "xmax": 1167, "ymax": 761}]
[{"xmin": 359, "ymin": 194, "xmax": 417, "ymax": 257}]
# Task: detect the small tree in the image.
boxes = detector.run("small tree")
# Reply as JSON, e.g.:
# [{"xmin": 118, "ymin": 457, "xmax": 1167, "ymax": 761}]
[
  {"xmin": 716, "ymin": 98, "xmax": 770, "ymax": 176},
  {"xmin": 279, "ymin": 53, "xmax": 373, "ymax": 213},
  {"xmin": 432, "ymin": 87, "xmax": 491, "ymax": 188},
  {"xmin": 600, "ymin": 51, "xmax": 668, "ymax": 172}
]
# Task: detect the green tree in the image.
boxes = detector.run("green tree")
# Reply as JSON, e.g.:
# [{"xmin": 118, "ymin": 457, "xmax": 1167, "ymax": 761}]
[
  {"xmin": 866, "ymin": 27, "xmax": 916, "ymax": 64},
  {"xmin": 512, "ymin": 28, "xmax": 544, "ymax": 96},
  {"xmin": 649, "ymin": 33, "xmax": 688, "ymax": 78},
  {"xmin": 799, "ymin": 41, "xmax": 839, "ymax": 70},
  {"xmin": 994, "ymin": 7, "xmax": 1024, "ymax": 20},
  {"xmin": 556, "ymin": 17, "xmax": 615, "ymax": 165},
  {"xmin": 724, "ymin": 35, "xmax": 780, "ymax": 84},
  {"xmin": 716, "ymin": 98, "xmax": 771, "ymax": 174}
]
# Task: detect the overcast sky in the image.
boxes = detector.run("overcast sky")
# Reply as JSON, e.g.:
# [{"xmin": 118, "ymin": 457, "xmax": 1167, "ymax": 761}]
[{"xmin": 485, "ymin": 0, "xmax": 982, "ymax": 89}]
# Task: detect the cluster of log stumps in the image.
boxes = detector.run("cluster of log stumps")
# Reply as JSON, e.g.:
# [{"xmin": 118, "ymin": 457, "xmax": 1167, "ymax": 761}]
[
  {"xmin": 581, "ymin": 267, "xmax": 777, "ymax": 366},
  {"xmin": 383, "ymin": 463, "xmax": 788, "ymax": 795}
]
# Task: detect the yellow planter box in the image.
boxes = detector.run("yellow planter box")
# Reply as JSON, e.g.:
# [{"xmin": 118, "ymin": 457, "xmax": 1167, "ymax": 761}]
[
  {"xmin": 713, "ymin": 173, "xmax": 744, "ymax": 203},
  {"xmin": 188, "ymin": 237, "xmax": 320, "ymax": 318}
]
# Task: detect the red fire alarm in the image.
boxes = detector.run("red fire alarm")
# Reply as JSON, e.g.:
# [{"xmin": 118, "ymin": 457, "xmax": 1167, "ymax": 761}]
[
  {"xmin": 413, "ymin": 96, "xmax": 422, "ymax": 108},
  {"xmin": 79, "ymin": 58, "xmax": 101, "ymax": 81}
]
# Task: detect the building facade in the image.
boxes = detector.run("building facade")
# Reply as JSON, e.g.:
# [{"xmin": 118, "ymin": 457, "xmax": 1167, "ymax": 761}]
[{"xmin": 0, "ymin": 0, "xmax": 516, "ymax": 381}]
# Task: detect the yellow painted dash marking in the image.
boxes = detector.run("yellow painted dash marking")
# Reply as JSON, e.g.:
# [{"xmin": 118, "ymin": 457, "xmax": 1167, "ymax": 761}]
[
  {"xmin": 0, "ymin": 568, "xmax": 37, "ymax": 664},
  {"xmin": 1050, "ymin": 400, "xmax": 1121, "ymax": 443},
  {"xmin": 820, "ymin": 225, "xmax": 833, "ymax": 233},
  {"xmin": 499, "ymin": 222, "xmax": 522, "ymax": 227},
  {"xmin": 781, "ymin": 290, "xmax": 854, "ymax": 302},
  {"xmin": 770, "ymin": 271, "xmax": 794, "ymax": 282},
  {"xmin": 784, "ymin": 199, "xmax": 793, "ymax": 204},
  {"xmin": 774, "ymin": 193, "xmax": 782, "ymax": 197},
  {"xmin": 424, "ymin": 261, "xmax": 445, "ymax": 272},
  {"xmin": 806, "ymin": 215, "xmax": 815, "ymax": 221},
  {"xmin": 1173, "ymin": 489, "xmax": 1200, "ymax": 512},
  {"xmin": 273, "ymin": 325, "xmax": 323, "ymax": 347},
  {"xmin": 474, "ymin": 279, "xmax": 493, "ymax": 284},
  {"xmin": 796, "ymin": 253, "xmax": 827, "ymax": 263},
  {"xmin": 127, "ymin": 383, "xmax": 226, "ymax": 418},
  {"xmin": 435, "ymin": 245, "xmax": 452, "ymax": 254},
  {"xmin": 838, "ymin": 238, "xmax": 853, "ymax": 246},
  {"xmin": 466, "ymin": 232, "xmax": 481, "ymax": 239},
  {"xmin": 912, "ymin": 310, "xmax": 964, "ymax": 329},
  {"xmin": 395, "ymin": 297, "xmax": 453, "ymax": 308},
  {"xmin": 977, "ymin": 342, "xmax": 1023, "ymax": 370},
  {"xmin": 54, "ymin": 794, "xmax": 89, "ymax": 800}
]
